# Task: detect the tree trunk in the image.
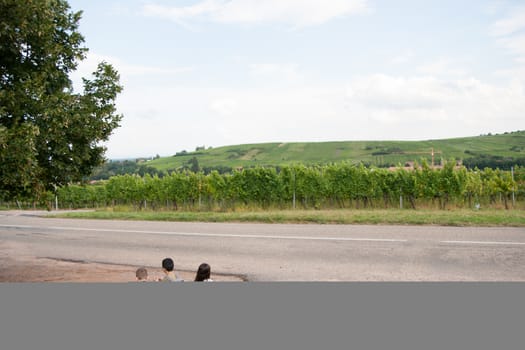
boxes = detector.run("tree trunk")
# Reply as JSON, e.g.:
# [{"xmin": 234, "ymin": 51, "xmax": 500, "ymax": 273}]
[{"xmin": 409, "ymin": 196, "xmax": 416, "ymax": 209}]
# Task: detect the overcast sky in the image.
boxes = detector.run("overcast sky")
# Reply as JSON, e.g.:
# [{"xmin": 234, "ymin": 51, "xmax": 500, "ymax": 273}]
[{"xmin": 67, "ymin": 0, "xmax": 525, "ymax": 159}]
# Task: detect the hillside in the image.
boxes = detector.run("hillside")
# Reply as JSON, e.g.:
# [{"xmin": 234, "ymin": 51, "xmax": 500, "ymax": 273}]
[{"xmin": 145, "ymin": 131, "xmax": 525, "ymax": 172}]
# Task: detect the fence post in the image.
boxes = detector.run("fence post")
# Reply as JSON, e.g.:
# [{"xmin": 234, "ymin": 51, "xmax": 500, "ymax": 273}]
[
  {"xmin": 54, "ymin": 185, "xmax": 58, "ymax": 210},
  {"xmin": 292, "ymin": 170, "xmax": 296, "ymax": 210}
]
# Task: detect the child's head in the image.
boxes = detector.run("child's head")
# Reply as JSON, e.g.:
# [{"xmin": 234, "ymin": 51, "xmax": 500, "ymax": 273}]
[
  {"xmin": 135, "ymin": 267, "xmax": 148, "ymax": 281},
  {"xmin": 195, "ymin": 263, "xmax": 211, "ymax": 281},
  {"xmin": 162, "ymin": 258, "xmax": 174, "ymax": 272}
]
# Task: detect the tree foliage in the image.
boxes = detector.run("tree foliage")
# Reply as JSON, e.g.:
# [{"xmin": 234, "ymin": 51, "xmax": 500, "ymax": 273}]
[
  {"xmin": 0, "ymin": 0, "xmax": 122, "ymax": 199},
  {"xmin": 0, "ymin": 124, "xmax": 41, "ymax": 200}
]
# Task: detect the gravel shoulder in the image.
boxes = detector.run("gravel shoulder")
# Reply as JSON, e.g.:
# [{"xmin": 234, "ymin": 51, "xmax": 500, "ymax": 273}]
[{"xmin": 0, "ymin": 240, "xmax": 244, "ymax": 283}]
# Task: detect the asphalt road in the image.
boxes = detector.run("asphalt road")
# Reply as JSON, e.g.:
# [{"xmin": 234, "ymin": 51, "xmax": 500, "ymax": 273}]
[{"xmin": 1, "ymin": 211, "xmax": 525, "ymax": 281}]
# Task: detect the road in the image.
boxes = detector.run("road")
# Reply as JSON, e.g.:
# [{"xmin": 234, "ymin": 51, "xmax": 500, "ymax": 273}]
[{"xmin": 1, "ymin": 211, "xmax": 525, "ymax": 281}]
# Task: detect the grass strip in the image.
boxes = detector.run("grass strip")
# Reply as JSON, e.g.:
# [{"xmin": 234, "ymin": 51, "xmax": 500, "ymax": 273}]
[{"xmin": 50, "ymin": 208, "xmax": 525, "ymax": 227}]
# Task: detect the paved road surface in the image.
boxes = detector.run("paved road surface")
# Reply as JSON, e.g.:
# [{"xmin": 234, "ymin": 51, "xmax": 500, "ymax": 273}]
[{"xmin": 1, "ymin": 211, "xmax": 524, "ymax": 281}]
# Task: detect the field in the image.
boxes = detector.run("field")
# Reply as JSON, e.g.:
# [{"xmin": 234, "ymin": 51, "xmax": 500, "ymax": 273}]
[{"xmin": 146, "ymin": 131, "xmax": 525, "ymax": 171}]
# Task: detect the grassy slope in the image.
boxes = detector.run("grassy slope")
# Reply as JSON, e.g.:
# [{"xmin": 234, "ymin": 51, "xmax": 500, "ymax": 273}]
[{"xmin": 147, "ymin": 131, "xmax": 525, "ymax": 171}]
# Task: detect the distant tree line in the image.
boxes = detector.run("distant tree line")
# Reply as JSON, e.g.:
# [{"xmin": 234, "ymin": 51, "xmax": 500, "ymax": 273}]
[
  {"xmin": 89, "ymin": 158, "xmax": 235, "ymax": 180},
  {"xmin": 89, "ymin": 160, "xmax": 162, "ymax": 180},
  {"xmin": 462, "ymin": 153, "xmax": 525, "ymax": 170}
]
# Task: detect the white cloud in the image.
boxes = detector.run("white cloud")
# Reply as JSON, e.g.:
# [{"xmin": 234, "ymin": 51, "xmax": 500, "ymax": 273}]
[
  {"xmin": 249, "ymin": 63, "xmax": 302, "ymax": 82},
  {"xmin": 142, "ymin": 0, "xmax": 369, "ymax": 27},
  {"xmin": 210, "ymin": 97, "xmax": 239, "ymax": 116},
  {"xmin": 345, "ymin": 74, "xmax": 525, "ymax": 130},
  {"xmin": 391, "ymin": 50, "xmax": 414, "ymax": 65},
  {"xmin": 143, "ymin": 0, "xmax": 220, "ymax": 25},
  {"xmin": 347, "ymin": 75, "xmax": 448, "ymax": 112},
  {"xmin": 416, "ymin": 58, "xmax": 467, "ymax": 78},
  {"xmin": 498, "ymin": 33, "xmax": 525, "ymax": 63},
  {"xmin": 80, "ymin": 53, "xmax": 192, "ymax": 77},
  {"xmin": 491, "ymin": 6, "xmax": 525, "ymax": 65},
  {"xmin": 484, "ymin": 1, "xmax": 507, "ymax": 16},
  {"xmin": 70, "ymin": 53, "xmax": 193, "ymax": 92},
  {"xmin": 494, "ymin": 65, "xmax": 525, "ymax": 81},
  {"xmin": 490, "ymin": 5, "xmax": 525, "ymax": 37}
]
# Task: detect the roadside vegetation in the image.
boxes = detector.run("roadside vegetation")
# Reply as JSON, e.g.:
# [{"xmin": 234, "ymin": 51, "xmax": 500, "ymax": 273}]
[
  {"xmin": 4, "ymin": 152, "xmax": 523, "ymax": 228},
  {"xmin": 50, "ymin": 161, "xmax": 524, "ymax": 210},
  {"xmin": 53, "ymin": 208, "xmax": 525, "ymax": 227}
]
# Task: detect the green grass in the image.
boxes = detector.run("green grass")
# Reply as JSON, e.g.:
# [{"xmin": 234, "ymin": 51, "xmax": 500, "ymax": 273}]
[
  {"xmin": 51, "ymin": 208, "xmax": 525, "ymax": 227},
  {"xmin": 146, "ymin": 131, "xmax": 525, "ymax": 171}
]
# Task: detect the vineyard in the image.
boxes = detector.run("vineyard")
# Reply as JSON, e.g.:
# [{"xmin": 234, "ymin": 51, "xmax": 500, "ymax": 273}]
[{"xmin": 53, "ymin": 161, "xmax": 525, "ymax": 211}]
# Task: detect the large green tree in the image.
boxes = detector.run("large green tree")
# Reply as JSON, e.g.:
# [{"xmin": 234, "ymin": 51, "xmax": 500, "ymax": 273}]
[{"xmin": 0, "ymin": 0, "xmax": 122, "ymax": 199}]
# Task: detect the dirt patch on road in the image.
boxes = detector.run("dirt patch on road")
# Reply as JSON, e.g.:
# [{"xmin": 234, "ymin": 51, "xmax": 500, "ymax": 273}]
[
  {"xmin": 0, "ymin": 256, "xmax": 245, "ymax": 282},
  {"xmin": 0, "ymin": 241, "xmax": 244, "ymax": 283}
]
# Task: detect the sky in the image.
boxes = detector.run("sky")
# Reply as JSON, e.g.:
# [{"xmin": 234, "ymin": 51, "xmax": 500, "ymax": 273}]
[{"xmin": 67, "ymin": 0, "xmax": 525, "ymax": 159}]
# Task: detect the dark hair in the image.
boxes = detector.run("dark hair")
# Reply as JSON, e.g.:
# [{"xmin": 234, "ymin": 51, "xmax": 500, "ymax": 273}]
[
  {"xmin": 162, "ymin": 258, "xmax": 174, "ymax": 272},
  {"xmin": 195, "ymin": 263, "xmax": 211, "ymax": 281}
]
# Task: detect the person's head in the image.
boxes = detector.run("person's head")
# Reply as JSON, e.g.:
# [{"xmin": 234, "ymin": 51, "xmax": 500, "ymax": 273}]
[
  {"xmin": 136, "ymin": 267, "xmax": 148, "ymax": 281},
  {"xmin": 162, "ymin": 258, "xmax": 174, "ymax": 272},
  {"xmin": 195, "ymin": 263, "xmax": 211, "ymax": 281}
]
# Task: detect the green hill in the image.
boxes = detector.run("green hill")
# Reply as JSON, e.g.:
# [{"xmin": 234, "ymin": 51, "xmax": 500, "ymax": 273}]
[{"xmin": 146, "ymin": 131, "xmax": 525, "ymax": 172}]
